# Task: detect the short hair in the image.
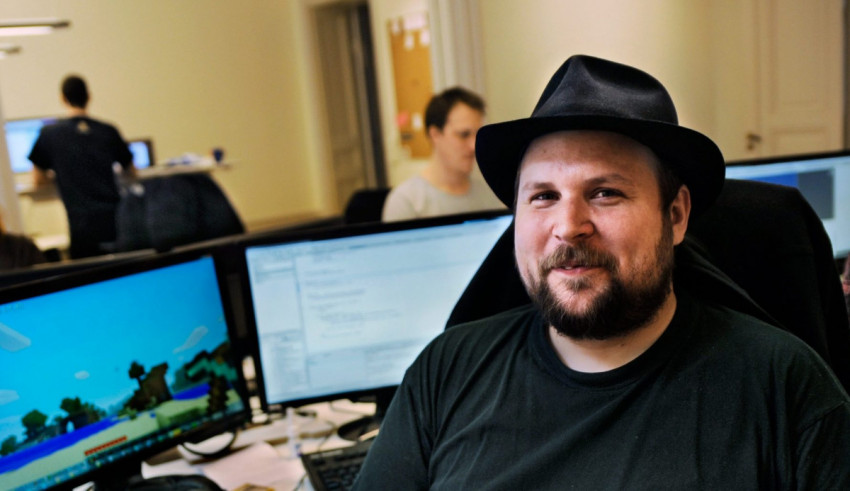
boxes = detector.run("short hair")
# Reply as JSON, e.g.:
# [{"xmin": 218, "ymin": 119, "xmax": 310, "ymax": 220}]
[
  {"xmin": 61, "ymin": 75, "xmax": 89, "ymax": 109},
  {"xmin": 424, "ymin": 87, "xmax": 485, "ymax": 132}
]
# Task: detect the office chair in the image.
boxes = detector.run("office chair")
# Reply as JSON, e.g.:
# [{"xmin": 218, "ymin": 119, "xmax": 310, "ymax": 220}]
[
  {"xmin": 446, "ymin": 179, "xmax": 850, "ymax": 392},
  {"xmin": 115, "ymin": 174, "xmax": 244, "ymax": 252},
  {"xmin": 343, "ymin": 187, "xmax": 391, "ymax": 224}
]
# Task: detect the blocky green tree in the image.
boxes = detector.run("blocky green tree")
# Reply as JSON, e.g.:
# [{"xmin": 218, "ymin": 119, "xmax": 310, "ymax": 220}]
[
  {"xmin": 1, "ymin": 435, "xmax": 16, "ymax": 456},
  {"xmin": 22, "ymin": 409, "xmax": 47, "ymax": 440},
  {"xmin": 129, "ymin": 361, "xmax": 146, "ymax": 389}
]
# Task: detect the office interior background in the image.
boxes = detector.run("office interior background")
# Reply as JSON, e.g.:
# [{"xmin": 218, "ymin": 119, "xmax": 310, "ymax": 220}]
[{"xmin": 0, "ymin": 0, "xmax": 844, "ymax": 246}]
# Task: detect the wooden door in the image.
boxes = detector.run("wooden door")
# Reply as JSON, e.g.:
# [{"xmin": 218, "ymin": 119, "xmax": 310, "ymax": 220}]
[
  {"xmin": 313, "ymin": 3, "xmax": 374, "ymax": 212},
  {"xmin": 753, "ymin": 0, "xmax": 843, "ymax": 156}
]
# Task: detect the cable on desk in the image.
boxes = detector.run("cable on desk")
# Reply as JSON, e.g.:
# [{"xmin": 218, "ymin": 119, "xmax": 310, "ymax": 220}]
[
  {"xmin": 292, "ymin": 473, "xmax": 308, "ymax": 491},
  {"xmin": 291, "ymin": 413, "xmax": 335, "ymax": 491},
  {"xmin": 180, "ymin": 430, "xmax": 239, "ymax": 459}
]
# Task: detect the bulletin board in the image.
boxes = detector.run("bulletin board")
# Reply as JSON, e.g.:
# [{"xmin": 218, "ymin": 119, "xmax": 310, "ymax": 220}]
[{"xmin": 387, "ymin": 13, "xmax": 433, "ymax": 159}]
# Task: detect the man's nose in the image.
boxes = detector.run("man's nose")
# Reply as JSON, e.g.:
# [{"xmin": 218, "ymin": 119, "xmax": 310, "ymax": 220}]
[{"xmin": 552, "ymin": 200, "xmax": 594, "ymax": 242}]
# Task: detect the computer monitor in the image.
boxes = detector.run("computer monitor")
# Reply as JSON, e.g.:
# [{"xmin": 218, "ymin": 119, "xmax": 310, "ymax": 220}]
[
  {"xmin": 240, "ymin": 210, "xmax": 512, "ymax": 439},
  {"xmin": 128, "ymin": 138, "xmax": 155, "ymax": 170},
  {"xmin": 4, "ymin": 116, "xmax": 57, "ymax": 174},
  {"xmin": 725, "ymin": 150, "xmax": 850, "ymax": 258},
  {"xmin": 4, "ymin": 118, "xmax": 154, "ymax": 173},
  {"xmin": 0, "ymin": 250, "xmax": 250, "ymax": 490}
]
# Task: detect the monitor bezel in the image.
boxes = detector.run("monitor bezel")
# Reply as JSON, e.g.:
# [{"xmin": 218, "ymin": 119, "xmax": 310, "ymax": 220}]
[
  {"xmin": 0, "ymin": 247, "xmax": 252, "ymax": 491},
  {"xmin": 235, "ymin": 209, "xmax": 513, "ymax": 414}
]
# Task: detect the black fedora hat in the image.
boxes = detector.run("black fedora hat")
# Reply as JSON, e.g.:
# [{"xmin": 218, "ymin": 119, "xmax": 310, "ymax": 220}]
[{"xmin": 476, "ymin": 55, "xmax": 725, "ymax": 218}]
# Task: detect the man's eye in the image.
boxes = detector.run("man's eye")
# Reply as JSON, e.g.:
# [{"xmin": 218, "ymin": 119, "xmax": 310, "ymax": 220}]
[
  {"xmin": 592, "ymin": 189, "xmax": 622, "ymax": 199},
  {"xmin": 531, "ymin": 191, "xmax": 558, "ymax": 201}
]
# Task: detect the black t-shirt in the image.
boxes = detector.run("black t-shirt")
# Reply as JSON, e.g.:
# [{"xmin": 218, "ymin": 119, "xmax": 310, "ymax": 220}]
[
  {"xmin": 29, "ymin": 116, "xmax": 132, "ymax": 216},
  {"xmin": 353, "ymin": 292, "xmax": 850, "ymax": 490},
  {"xmin": 29, "ymin": 116, "xmax": 133, "ymax": 256}
]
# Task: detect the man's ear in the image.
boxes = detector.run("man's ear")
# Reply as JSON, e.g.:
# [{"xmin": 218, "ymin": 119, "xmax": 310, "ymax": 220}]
[
  {"xmin": 427, "ymin": 125, "xmax": 441, "ymax": 142},
  {"xmin": 669, "ymin": 184, "xmax": 691, "ymax": 246}
]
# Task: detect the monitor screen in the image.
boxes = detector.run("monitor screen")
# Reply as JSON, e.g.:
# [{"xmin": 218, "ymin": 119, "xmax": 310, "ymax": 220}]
[
  {"xmin": 128, "ymin": 138, "xmax": 155, "ymax": 170},
  {"xmin": 242, "ymin": 211, "xmax": 513, "ymax": 415},
  {"xmin": 4, "ymin": 117, "xmax": 57, "ymax": 174},
  {"xmin": 0, "ymin": 251, "xmax": 249, "ymax": 490},
  {"xmin": 725, "ymin": 150, "xmax": 850, "ymax": 258}
]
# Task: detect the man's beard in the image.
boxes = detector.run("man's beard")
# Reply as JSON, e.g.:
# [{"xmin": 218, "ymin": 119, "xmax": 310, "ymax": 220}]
[{"xmin": 525, "ymin": 222, "xmax": 675, "ymax": 341}]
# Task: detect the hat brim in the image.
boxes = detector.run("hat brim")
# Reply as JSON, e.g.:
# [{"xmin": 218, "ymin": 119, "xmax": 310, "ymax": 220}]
[{"xmin": 476, "ymin": 115, "xmax": 726, "ymax": 218}]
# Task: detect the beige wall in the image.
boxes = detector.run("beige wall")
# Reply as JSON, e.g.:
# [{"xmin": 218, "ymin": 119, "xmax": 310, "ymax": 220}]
[
  {"xmin": 378, "ymin": 1, "xmax": 734, "ymax": 187},
  {"xmin": 0, "ymin": 1, "xmax": 839, "ymax": 240},
  {"xmin": 0, "ymin": 1, "xmax": 328, "ymax": 236},
  {"xmin": 476, "ymin": 0, "xmax": 716, "ymax": 145}
]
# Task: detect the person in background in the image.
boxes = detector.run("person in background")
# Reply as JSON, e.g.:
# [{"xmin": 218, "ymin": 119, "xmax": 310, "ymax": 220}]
[
  {"xmin": 29, "ymin": 74, "xmax": 135, "ymax": 259},
  {"xmin": 0, "ymin": 213, "xmax": 45, "ymax": 270},
  {"xmin": 354, "ymin": 55, "xmax": 850, "ymax": 489},
  {"xmin": 382, "ymin": 87, "xmax": 504, "ymax": 221}
]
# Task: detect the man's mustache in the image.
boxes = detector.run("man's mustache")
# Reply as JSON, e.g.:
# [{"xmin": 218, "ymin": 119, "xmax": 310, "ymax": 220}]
[{"xmin": 539, "ymin": 244, "xmax": 619, "ymax": 276}]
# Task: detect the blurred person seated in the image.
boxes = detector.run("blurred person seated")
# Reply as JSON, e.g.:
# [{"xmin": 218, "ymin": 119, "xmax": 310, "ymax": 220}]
[
  {"xmin": 0, "ymin": 214, "xmax": 46, "ymax": 271},
  {"xmin": 382, "ymin": 87, "xmax": 504, "ymax": 221}
]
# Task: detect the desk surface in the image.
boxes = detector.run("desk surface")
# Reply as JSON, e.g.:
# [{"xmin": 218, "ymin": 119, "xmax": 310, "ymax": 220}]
[
  {"xmin": 15, "ymin": 162, "xmax": 230, "ymax": 196},
  {"xmin": 136, "ymin": 400, "xmax": 376, "ymax": 491}
]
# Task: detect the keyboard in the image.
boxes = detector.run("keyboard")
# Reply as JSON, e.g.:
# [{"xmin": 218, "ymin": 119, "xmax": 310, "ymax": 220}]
[{"xmin": 301, "ymin": 438, "xmax": 374, "ymax": 491}]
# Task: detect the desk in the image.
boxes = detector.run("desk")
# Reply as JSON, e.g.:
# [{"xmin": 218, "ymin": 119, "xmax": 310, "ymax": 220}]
[
  {"xmin": 15, "ymin": 161, "xmax": 231, "ymax": 197},
  {"xmin": 138, "ymin": 400, "xmax": 375, "ymax": 491},
  {"xmin": 14, "ymin": 162, "xmax": 233, "ymax": 255}
]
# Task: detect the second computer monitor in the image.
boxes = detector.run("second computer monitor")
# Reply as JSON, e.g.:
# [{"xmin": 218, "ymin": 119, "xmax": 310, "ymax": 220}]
[
  {"xmin": 0, "ymin": 249, "xmax": 250, "ymax": 490},
  {"xmin": 128, "ymin": 138, "xmax": 155, "ymax": 169},
  {"xmin": 241, "ymin": 211, "xmax": 513, "ymax": 416},
  {"xmin": 725, "ymin": 150, "xmax": 850, "ymax": 258},
  {"xmin": 4, "ymin": 116, "xmax": 57, "ymax": 174}
]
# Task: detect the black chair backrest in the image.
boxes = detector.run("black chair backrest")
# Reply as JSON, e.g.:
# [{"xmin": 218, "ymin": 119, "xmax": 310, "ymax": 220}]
[
  {"xmin": 343, "ymin": 188, "xmax": 391, "ymax": 224},
  {"xmin": 116, "ymin": 174, "xmax": 244, "ymax": 252},
  {"xmin": 446, "ymin": 179, "xmax": 850, "ymax": 391}
]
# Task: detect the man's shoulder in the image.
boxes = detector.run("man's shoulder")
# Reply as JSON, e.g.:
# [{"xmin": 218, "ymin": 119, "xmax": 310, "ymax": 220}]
[
  {"xmin": 694, "ymin": 297, "xmax": 812, "ymax": 350},
  {"xmin": 391, "ymin": 175, "xmax": 432, "ymax": 195},
  {"xmin": 687, "ymin": 295, "xmax": 843, "ymax": 389},
  {"xmin": 41, "ymin": 117, "xmax": 115, "ymax": 133},
  {"xmin": 426, "ymin": 304, "xmax": 537, "ymax": 356},
  {"xmin": 81, "ymin": 117, "xmax": 120, "ymax": 132}
]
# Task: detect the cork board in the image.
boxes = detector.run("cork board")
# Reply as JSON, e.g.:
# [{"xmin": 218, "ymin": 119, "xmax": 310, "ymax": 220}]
[{"xmin": 387, "ymin": 14, "xmax": 433, "ymax": 158}]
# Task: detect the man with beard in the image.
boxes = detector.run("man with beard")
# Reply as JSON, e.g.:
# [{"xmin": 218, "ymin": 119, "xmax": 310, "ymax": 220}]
[{"xmin": 352, "ymin": 55, "xmax": 850, "ymax": 489}]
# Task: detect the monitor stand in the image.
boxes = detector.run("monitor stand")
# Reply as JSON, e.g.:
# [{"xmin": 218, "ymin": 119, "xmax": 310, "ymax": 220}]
[
  {"xmin": 336, "ymin": 388, "xmax": 395, "ymax": 441},
  {"xmin": 91, "ymin": 459, "xmax": 143, "ymax": 491},
  {"xmin": 92, "ymin": 460, "xmax": 224, "ymax": 491}
]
